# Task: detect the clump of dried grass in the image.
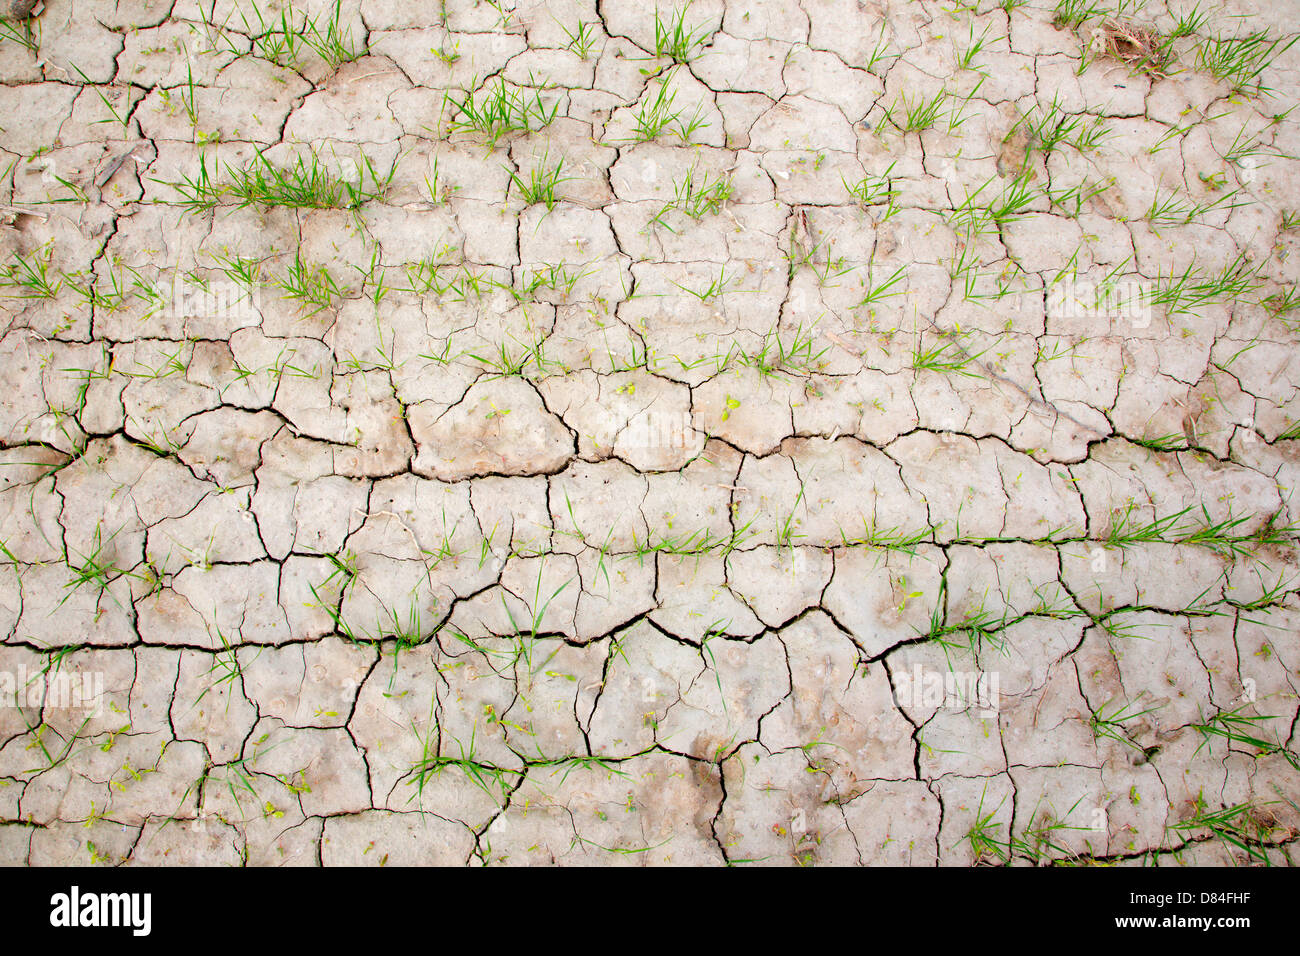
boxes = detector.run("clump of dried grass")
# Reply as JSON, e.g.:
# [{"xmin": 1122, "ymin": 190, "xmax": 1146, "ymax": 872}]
[{"xmin": 1098, "ymin": 19, "xmax": 1171, "ymax": 77}]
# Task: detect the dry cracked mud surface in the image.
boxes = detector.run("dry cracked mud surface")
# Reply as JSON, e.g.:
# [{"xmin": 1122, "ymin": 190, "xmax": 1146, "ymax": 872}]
[{"xmin": 0, "ymin": 0, "xmax": 1299, "ymax": 866}]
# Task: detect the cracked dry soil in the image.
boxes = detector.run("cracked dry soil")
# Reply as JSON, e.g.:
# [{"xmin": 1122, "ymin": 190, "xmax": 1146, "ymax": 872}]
[{"xmin": 0, "ymin": 0, "xmax": 1299, "ymax": 867}]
